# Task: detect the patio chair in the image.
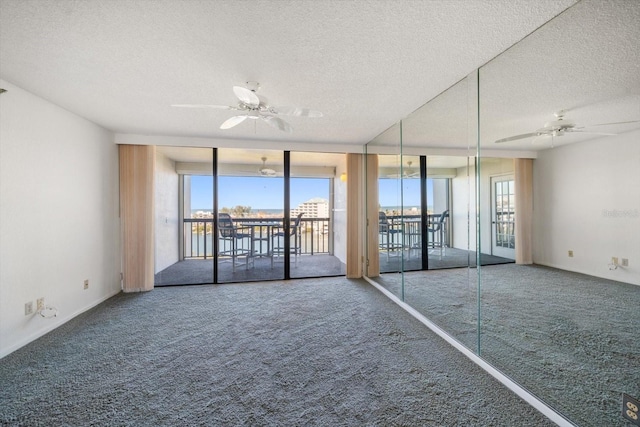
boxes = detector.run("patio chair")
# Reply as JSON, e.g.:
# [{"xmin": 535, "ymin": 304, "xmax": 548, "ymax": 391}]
[
  {"xmin": 217, "ymin": 213, "xmax": 254, "ymax": 271},
  {"xmin": 403, "ymin": 218, "xmax": 422, "ymax": 259},
  {"xmin": 271, "ymin": 213, "xmax": 304, "ymax": 266},
  {"xmin": 379, "ymin": 211, "xmax": 403, "ymax": 260},
  {"xmin": 427, "ymin": 210, "xmax": 449, "ymax": 259}
]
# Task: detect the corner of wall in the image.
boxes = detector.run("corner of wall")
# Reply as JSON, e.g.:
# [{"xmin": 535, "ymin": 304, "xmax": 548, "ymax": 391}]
[{"xmin": 0, "ymin": 80, "xmax": 121, "ymax": 357}]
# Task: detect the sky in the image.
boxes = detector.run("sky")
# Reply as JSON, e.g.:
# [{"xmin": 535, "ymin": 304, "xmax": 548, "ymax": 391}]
[
  {"xmin": 378, "ymin": 178, "xmax": 433, "ymax": 207},
  {"xmin": 191, "ymin": 176, "xmax": 330, "ymax": 210},
  {"xmin": 191, "ymin": 175, "xmax": 434, "ymax": 210}
]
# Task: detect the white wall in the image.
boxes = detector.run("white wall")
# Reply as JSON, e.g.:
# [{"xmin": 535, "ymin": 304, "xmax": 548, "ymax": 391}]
[
  {"xmin": 0, "ymin": 80, "xmax": 121, "ymax": 358},
  {"xmin": 154, "ymin": 151, "xmax": 179, "ymax": 273},
  {"xmin": 533, "ymin": 131, "xmax": 640, "ymax": 285}
]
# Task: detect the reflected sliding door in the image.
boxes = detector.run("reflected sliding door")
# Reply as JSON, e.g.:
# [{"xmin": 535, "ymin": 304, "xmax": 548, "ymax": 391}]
[{"xmin": 490, "ymin": 175, "xmax": 515, "ymax": 259}]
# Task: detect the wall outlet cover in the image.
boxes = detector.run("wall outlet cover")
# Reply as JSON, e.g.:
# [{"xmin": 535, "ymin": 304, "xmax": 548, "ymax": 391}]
[
  {"xmin": 623, "ymin": 393, "xmax": 640, "ymax": 426},
  {"xmin": 25, "ymin": 301, "xmax": 34, "ymax": 316}
]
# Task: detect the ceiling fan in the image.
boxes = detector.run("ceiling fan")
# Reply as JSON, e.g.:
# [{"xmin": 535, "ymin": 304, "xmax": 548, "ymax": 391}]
[
  {"xmin": 259, "ymin": 157, "xmax": 277, "ymax": 177},
  {"xmin": 404, "ymin": 161, "xmax": 419, "ymax": 178},
  {"xmin": 172, "ymin": 82, "xmax": 322, "ymax": 133},
  {"xmin": 494, "ymin": 110, "xmax": 639, "ymax": 144},
  {"xmin": 386, "ymin": 161, "xmax": 419, "ymax": 178}
]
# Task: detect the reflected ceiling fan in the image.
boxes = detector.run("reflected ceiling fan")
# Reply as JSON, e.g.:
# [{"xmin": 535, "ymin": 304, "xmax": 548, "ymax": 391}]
[
  {"xmin": 386, "ymin": 161, "xmax": 419, "ymax": 178},
  {"xmin": 404, "ymin": 161, "xmax": 419, "ymax": 178},
  {"xmin": 494, "ymin": 110, "xmax": 640, "ymax": 144},
  {"xmin": 259, "ymin": 157, "xmax": 277, "ymax": 177},
  {"xmin": 172, "ymin": 81, "xmax": 322, "ymax": 133}
]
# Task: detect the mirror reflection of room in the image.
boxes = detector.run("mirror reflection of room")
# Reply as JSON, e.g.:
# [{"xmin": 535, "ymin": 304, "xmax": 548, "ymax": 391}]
[{"xmin": 365, "ymin": 1, "xmax": 640, "ymax": 426}]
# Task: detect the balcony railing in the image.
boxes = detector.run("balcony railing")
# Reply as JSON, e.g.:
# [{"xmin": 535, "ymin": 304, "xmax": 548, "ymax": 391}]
[
  {"xmin": 183, "ymin": 217, "xmax": 331, "ymax": 259},
  {"xmin": 382, "ymin": 213, "xmax": 450, "ymax": 248}
]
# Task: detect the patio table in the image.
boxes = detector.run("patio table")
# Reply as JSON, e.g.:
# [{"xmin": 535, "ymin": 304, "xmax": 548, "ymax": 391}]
[{"xmin": 242, "ymin": 221, "xmax": 282, "ymax": 261}]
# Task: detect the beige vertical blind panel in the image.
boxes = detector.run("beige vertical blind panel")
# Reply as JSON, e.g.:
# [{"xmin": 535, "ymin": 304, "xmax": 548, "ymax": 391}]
[
  {"xmin": 346, "ymin": 153, "xmax": 364, "ymax": 278},
  {"xmin": 514, "ymin": 158, "xmax": 533, "ymax": 264},
  {"xmin": 119, "ymin": 145, "xmax": 155, "ymax": 292},
  {"xmin": 366, "ymin": 154, "xmax": 380, "ymax": 277}
]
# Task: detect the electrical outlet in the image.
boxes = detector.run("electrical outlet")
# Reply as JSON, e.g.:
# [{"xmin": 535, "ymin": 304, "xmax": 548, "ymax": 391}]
[
  {"xmin": 568, "ymin": 250, "xmax": 574, "ymax": 257},
  {"xmin": 622, "ymin": 393, "xmax": 640, "ymax": 425},
  {"xmin": 84, "ymin": 279, "xmax": 89, "ymax": 290},
  {"xmin": 36, "ymin": 298, "xmax": 44, "ymax": 312},
  {"xmin": 612, "ymin": 257, "xmax": 619, "ymax": 266},
  {"xmin": 24, "ymin": 301, "xmax": 34, "ymax": 316},
  {"xmin": 622, "ymin": 258, "xmax": 629, "ymax": 267}
]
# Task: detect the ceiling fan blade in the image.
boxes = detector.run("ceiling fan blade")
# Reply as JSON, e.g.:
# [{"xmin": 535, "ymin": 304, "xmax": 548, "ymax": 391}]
[
  {"xmin": 568, "ymin": 129, "xmax": 618, "ymax": 136},
  {"xmin": 220, "ymin": 115, "xmax": 248, "ymax": 130},
  {"xmin": 582, "ymin": 120, "xmax": 640, "ymax": 127},
  {"xmin": 171, "ymin": 104, "xmax": 236, "ymax": 110},
  {"xmin": 261, "ymin": 115, "xmax": 293, "ymax": 133},
  {"xmin": 272, "ymin": 106, "xmax": 323, "ymax": 118},
  {"xmin": 494, "ymin": 132, "xmax": 542, "ymax": 143},
  {"xmin": 233, "ymin": 86, "xmax": 260, "ymax": 107}
]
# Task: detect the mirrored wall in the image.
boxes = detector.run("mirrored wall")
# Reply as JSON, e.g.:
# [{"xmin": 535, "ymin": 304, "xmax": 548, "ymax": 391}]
[
  {"xmin": 366, "ymin": 72, "xmax": 481, "ymax": 350},
  {"xmin": 365, "ymin": 1, "xmax": 640, "ymax": 425}
]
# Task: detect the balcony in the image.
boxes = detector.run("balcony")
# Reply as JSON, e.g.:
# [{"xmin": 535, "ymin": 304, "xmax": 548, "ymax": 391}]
[
  {"xmin": 155, "ymin": 216, "xmax": 345, "ymax": 286},
  {"xmin": 378, "ymin": 214, "xmax": 514, "ymax": 272}
]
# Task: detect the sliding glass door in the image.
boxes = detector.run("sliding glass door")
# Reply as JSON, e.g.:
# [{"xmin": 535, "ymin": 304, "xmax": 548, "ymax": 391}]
[
  {"xmin": 289, "ymin": 151, "xmax": 346, "ymax": 278},
  {"xmin": 154, "ymin": 147, "xmax": 214, "ymax": 286},
  {"xmin": 153, "ymin": 147, "xmax": 349, "ymax": 285},
  {"xmin": 217, "ymin": 148, "xmax": 285, "ymax": 283}
]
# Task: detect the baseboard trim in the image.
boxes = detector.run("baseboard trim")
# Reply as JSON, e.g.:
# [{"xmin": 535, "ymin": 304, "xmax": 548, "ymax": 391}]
[
  {"xmin": 0, "ymin": 288, "xmax": 121, "ymax": 359},
  {"xmin": 533, "ymin": 261, "xmax": 639, "ymax": 287},
  {"xmin": 363, "ymin": 276, "xmax": 576, "ymax": 427}
]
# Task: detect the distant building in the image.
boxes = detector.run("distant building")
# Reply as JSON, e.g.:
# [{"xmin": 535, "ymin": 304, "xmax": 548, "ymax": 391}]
[
  {"xmin": 291, "ymin": 197, "xmax": 329, "ymax": 219},
  {"xmin": 193, "ymin": 210, "xmax": 213, "ymax": 218}
]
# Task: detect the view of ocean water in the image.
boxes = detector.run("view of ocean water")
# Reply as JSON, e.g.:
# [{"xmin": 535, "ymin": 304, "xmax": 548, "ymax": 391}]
[
  {"xmin": 187, "ymin": 232, "xmax": 329, "ymax": 258},
  {"xmin": 192, "ymin": 208, "xmax": 284, "ymax": 215}
]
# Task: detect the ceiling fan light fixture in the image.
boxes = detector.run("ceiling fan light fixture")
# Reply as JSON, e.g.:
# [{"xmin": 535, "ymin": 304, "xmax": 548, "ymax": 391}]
[
  {"xmin": 259, "ymin": 157, "xmax": 277, "ymax": 176},
  {"xmin": 245, "ymin": 81, "xmax": 260, "ymax": 92},
  {"xmin": 172, "ymin": 82, "xmax": 322, "ymax": 133},
  {"xmin": 494, "ymin": 109, "xmax": 637, "ymax": 144}
]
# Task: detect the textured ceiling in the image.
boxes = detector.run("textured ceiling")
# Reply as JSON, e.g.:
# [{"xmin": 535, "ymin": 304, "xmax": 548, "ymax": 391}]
[
  {"xmin": 370, "ymin": 0, "xmax": 640, "ymax": 153},
  {"xmin": 0, "ymin": 0, "xmax": 577, "ymax": 147}
]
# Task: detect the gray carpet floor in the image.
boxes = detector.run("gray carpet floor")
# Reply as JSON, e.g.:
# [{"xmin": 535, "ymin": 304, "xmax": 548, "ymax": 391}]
[
  {"xmin": 0, "ymin": 277, "xmax": 554, "ymax": 426},
  {"xmin": 375, "ymin": 264, "xmax": 640, "ymax": 427}
]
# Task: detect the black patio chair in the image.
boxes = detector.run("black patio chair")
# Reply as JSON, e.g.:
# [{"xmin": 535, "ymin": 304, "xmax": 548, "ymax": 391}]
[
  {"xmin": 271, "ymin": 213, "xmax": 304, "ymax": 266},
  {"xmin": 218, "ymin": 213, "xmax": 254, "ymax": 271}
]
